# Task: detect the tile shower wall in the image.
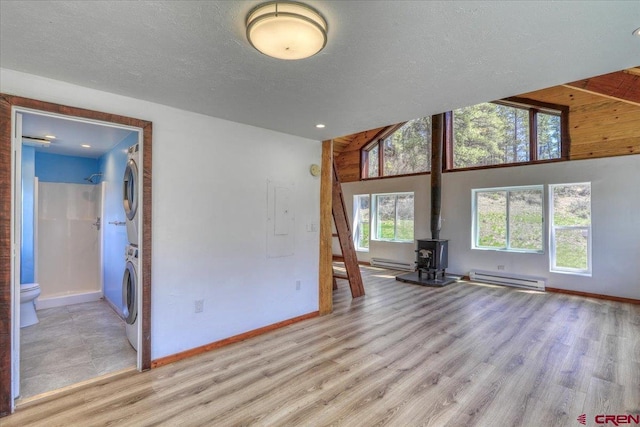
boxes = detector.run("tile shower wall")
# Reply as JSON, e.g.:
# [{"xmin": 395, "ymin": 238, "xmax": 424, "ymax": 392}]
[{"xmin": 37, "ymin": 182, "xmax": 101, "ymax": 300}]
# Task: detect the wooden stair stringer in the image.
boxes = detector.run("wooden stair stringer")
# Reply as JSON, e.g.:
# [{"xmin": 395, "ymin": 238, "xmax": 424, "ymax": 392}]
[{"xmin": 331, "ymin": 161, "xmax": 365, "ymax": 298}]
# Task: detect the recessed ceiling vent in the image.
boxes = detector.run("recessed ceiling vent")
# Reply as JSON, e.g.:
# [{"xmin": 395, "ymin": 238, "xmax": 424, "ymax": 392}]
[{"xmin": 22, "ymin": 136, "xmax": 52, "ymax": 148}]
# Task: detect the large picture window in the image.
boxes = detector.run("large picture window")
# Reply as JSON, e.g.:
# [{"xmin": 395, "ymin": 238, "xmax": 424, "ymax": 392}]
[
  {"xmin": 452, "ymin": 101, "xmax": 564, "ymax": 169},
  {"xmin": 550, "ymin": 183, "xmax": 591, "ymax": 275},
  {"xmin": 353, "ymin": 194, "xmax": 370, "ymax": 251},
  {"xmin": 472, "ymin": 186, "xmax": 544, "ymax": 253},
  {"xmin": 361, "ymin": 98, "xmax": 567, "ymax": 179},
  {"xmin": 372, "ymin": 192, "xmax": 414, "ymax": 242}
]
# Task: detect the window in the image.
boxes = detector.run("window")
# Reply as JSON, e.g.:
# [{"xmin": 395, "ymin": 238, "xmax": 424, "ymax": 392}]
[
  {"xmin": 353, "ymin": 194, "xmax": 370, "ymax": 251},
  {"xmin": 362, "ymin": 117, "xmax": 431, "ymax": 178},
  {"xmin": 367, "ymin": 145, "xmax": 379, "ymax": 178},
  {"xmin": 372, "ymin": 192, "xmax": 414, "ymax": 242},
  {"xmin": 452, "ymin": 101, "xmax": 564, "ymax": 169},
  {"xmin": 472, "ymin": 186, "xmax": 544, "ymax": 252},
  {"xmin": 550, "ymin": 183, "xmax": 591, "ymax": 275},
  {"xmin": 537, "ymin": 112, "xmax": 562, "ymax": 160},
  {"xmin": 360, "ymin": 98, "xmax": 567, "ymax": 179}
]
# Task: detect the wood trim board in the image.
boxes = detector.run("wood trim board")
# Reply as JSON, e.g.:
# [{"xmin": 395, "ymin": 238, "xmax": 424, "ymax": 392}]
[
  {"xmin": 151, "ymin": 311, "xmax": 319, "ymax": 368},
  {"xmin": 0, "ymin": 94, "xmax": 153, "ymax": 416},
  {"xmin": 546, "ymin": 287, "xmax": 639, "ymax": 305}
]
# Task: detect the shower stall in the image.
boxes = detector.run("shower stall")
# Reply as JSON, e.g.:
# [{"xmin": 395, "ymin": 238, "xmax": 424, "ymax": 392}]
[{"xmin": 35, "ymin": 181, "xmax": 104, "ymax": 308}]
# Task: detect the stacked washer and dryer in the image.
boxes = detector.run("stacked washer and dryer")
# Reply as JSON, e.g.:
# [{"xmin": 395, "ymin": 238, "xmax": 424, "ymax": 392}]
[{"xmin": 122, "ymin": 143, "xmax": 140, "ymax": 351}]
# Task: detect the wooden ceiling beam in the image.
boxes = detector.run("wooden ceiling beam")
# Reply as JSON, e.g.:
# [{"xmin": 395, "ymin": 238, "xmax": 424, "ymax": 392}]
[
  {"xmin": 565, "ymin": 69, "xmax": 640, "ymax": 107},
  {"xmin": 623, "ymin": 67, "xmax": 640, "ymax": 77},
  {"xmin": 332, "ymin": 124, "xmax": 401, "ymax": 155}
]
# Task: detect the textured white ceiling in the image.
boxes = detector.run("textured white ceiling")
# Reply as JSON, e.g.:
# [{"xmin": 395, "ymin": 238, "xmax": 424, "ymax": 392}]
[{"xmin": 1, "ymin": 1, "xmax": 639, "ymax": 140}]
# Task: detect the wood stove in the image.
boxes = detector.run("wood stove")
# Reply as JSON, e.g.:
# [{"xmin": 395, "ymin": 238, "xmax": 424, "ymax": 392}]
[{"xmin": 416, "ymin": 239, "xmax": 448, "ymax": 280}]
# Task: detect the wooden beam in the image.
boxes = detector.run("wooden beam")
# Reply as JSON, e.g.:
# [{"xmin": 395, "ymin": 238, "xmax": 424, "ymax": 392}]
[
  {"xmin": 319, "ymin": 140, "xmax": 334, "ymax": 315},
  {"xmin": 333, "ymin": 126, "xmax": 389, "ymax": 153},
  {"xmin": 565, "ymin": 70, "xmax": 640, "ymax": 107},
  {"xmin": 562, "ymin": 84, "xmax": 640, "ymax": 108},
  {"xmin": 623, "ymin": 67, "xmax": 640, "ymax": 77}
]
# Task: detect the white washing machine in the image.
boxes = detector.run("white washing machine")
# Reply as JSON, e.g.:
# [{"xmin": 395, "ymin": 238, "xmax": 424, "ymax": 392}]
[
  {"xmin": 122, "ymin": 245, "xmax": 139, "ymax": 351},
  {"xmin": 123, "ymin": 143, "xmax": 140, "ymax": 246}
]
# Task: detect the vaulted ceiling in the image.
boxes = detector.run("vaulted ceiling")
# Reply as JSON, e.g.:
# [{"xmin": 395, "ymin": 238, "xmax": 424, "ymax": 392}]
[
  {"xmin": 333, "ymin": 68, "xmax": 640, "ymax": 153},
  {"xmin": 1, "ymin": 1, "xmax": 639, "ymax": 141}
]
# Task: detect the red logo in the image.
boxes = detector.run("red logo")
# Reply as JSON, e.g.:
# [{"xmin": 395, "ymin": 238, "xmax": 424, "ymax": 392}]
[
  {"xmin": 577, "ymin": 414, "xmax": 587, "ymax": 425},
  {"xmin": 594, "ymin": 414, "xmax": 640, "ymax": 425}
]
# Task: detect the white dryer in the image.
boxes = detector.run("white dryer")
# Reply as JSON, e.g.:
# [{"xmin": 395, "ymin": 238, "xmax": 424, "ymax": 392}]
[
  {"xmin": 123, "ymin": 143, "xmax": 140, "ymax": 246},
  {"xmin": 122, "ymin": 245, "xmax": 139, "ymax": 351}
]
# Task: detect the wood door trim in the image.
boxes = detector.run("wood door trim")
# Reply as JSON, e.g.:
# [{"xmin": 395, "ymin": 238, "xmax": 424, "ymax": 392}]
[{"xmin": 0, "ymin": 94, "xmax": 153, "ymax": 417}]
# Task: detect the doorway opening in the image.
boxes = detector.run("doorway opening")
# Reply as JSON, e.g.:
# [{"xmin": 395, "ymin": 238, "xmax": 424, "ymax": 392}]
[
  {"xmin": 18, "ymin": 109, "xmax": 140, "ymax": 399},
  {"xmin": 0, "ymin": 94, "xmax": 153, "ymax": 415}
]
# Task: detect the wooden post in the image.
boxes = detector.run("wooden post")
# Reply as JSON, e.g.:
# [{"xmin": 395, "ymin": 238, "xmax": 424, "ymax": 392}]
[
  {"xmin": 431, "ymin": 113, "xmax": 444, "ymax": 240},
  {"xmin": 319, "ymin": 140, "xmax": 333, "ymax": 315}
]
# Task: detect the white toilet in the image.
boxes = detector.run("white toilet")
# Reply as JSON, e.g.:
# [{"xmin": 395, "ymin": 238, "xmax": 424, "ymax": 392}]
[{"xmin": 20, "ymin": 283, "xmax": 41, "ymax": 328}]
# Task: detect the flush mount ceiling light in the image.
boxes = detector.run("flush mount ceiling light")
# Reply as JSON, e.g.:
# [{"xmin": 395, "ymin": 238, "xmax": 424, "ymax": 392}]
[{"xmin": 246, "ymin": 1, "xmax": 327, "ymax": 60}]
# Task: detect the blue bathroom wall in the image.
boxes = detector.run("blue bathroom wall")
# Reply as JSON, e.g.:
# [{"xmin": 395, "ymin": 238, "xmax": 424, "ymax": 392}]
[
  {"xmin": 35, "ymin": 152, "xmax": 98, "ymax": 184},
  {"xmin": 98, "ymin": 132, "xmax": 138, "ymax": 313},
  {"xmin": 21, "ymin": 146, "xmax": 36, "ymax": 284}
]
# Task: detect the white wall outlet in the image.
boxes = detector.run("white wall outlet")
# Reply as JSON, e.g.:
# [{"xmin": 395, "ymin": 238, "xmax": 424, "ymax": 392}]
[
  {"xmin": 195, "ymin": 299, "xmax": 204, "ymax": 313},
  {"xmin": 497, "ymin": 265, "xmax": 505, "ymax": 271},
  {"xmin": 296, "ymin": 280, "xmax": 301, "ymax": 290}
]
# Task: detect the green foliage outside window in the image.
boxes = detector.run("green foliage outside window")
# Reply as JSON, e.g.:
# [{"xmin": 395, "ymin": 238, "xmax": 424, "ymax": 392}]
[
  {"xmin": 474, "ymin": 187, "xmax": 543, "ymax": 253},
  {"xmin": 362, "ymin": 100, "xmax": 563, "ymax": 179}
]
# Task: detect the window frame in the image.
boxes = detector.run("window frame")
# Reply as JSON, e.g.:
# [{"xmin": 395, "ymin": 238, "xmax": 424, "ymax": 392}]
[
  {"xmin": 447, "ymin": 98, "xmax": 569, "ymax": 171},
  {"xmin": 361, "ymin": 98, "xmax": 569, "ymax": 180},
  {"xmin": 353, "ymin": 194, "xmax": 370, "ymax": 252},
  {"xmin": 361, "ymin": 122, "xmax": 432, "ymax": 180},
  {"xmin": 549, "ymin": 182, "xmax": 592, "ymax": 276},
  {"xmin": 471, "ymin": 185, "xmax": 545, "ymax": 254},
  {"xmin": 371, "ymin": 192, "xmax": 415, "ymax": 243}
]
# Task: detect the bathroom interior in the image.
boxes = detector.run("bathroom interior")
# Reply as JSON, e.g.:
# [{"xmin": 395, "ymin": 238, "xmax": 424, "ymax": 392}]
[{"xmin": 17, "ymin": 111, "xmax": 140, "ymax": 399}]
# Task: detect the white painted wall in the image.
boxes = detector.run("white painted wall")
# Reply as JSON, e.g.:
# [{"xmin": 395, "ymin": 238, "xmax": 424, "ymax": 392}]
[
  {"xmin": 1, "ymin": 68, "xmax": 321, "ymax": 359},
  {"xmin": 343, "ymin": 155, "xmax": 640, "ymax": 300},
  {"xmin": 342, "ymin": 175, "xmax": 429, "ymax": 264}
]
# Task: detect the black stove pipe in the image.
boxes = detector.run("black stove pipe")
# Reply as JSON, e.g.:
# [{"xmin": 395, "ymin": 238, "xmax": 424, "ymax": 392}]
[{"xmin": 431, "ymin": 113, "xmax": 444, "ymax": 240}]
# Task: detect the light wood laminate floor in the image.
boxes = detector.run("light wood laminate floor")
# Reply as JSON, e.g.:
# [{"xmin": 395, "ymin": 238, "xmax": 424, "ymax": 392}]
[{"xmin": 5, "ymin": 266, "xmax": 639, "ymax": 426}]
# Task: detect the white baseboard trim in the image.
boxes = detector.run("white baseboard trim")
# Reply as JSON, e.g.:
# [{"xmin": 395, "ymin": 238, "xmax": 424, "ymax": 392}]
[{"xmin": 36, "ymin": 291, "xmax": 103, "ymax": 310}]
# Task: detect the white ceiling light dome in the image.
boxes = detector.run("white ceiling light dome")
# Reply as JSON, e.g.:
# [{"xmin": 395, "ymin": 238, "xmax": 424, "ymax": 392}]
[{"xmin": 246, "ymin": 1, "xmax": 328, "ymax": 60}]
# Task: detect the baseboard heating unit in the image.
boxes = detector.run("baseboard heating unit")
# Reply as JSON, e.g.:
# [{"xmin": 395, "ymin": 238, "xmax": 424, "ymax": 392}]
[
  {"xmin": 469, "ymin": 270, "xmax": 546, "ymax": 291},
  {"xmin": 370, "ymin": 258, "xmax": 413, "ymax": 271}
]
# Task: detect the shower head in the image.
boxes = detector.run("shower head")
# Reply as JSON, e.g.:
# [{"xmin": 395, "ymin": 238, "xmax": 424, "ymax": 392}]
[{"xmin": 85, "ymin": 173, "xmax": 103, "ymax": 184}]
